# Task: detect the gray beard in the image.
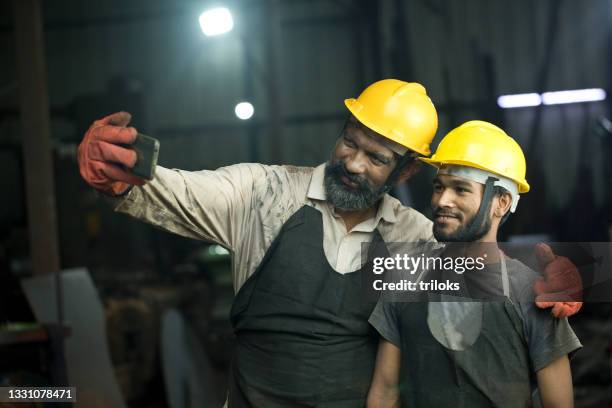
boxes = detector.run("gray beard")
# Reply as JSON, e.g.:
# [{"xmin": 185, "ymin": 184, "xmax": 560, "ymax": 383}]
[{"xmin": 323, "ymin": 160, "xmax": 391, "ymax": 210}]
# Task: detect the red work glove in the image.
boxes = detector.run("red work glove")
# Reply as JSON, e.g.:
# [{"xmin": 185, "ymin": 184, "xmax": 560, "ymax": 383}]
[
  {"xmin": 77, "ymin": 111, "xmax": 146, "ymax": 195},
  {"xmin": 533, "ymin": 243, "xmax": 583, "ymax": 318}
]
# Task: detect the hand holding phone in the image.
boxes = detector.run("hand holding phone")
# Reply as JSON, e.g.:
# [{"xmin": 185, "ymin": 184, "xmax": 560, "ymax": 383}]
[
  {"xmin": 78, "ymin": 111, "xmax": 150, "ymax": 195},
  {"xmin": 129, "ymin": 133, "xmax": 160, "ymax": 180}
]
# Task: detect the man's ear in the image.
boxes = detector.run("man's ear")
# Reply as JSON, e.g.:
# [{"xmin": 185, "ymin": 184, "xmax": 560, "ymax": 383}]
[
  {"xmin": 397, "ymin": 160, "xmax": 422, "ymax": 185},
  {"xmin": 494, "ymin": 192, "xmax": 513, "ymax": 219}
]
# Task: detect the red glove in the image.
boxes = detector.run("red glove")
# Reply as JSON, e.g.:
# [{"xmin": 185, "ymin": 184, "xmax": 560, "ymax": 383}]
[
  {"xmin": 533, "ymin": 243, "xmax": 583, "ymax": 318},
  {"xmin": 77, "ymin": 111, "xmax": 146, "ymax": 195}
]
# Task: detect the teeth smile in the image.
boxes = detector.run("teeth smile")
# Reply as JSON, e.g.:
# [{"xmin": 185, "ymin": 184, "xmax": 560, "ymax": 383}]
[{"xmin": 436, "ymin": 215, "xmax": 458, "ymax": 221}]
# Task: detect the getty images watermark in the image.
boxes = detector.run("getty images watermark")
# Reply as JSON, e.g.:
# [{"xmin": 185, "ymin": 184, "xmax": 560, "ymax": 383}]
[{"xmin": 360, "ymin": 242, "xmax": 611, "ymax": 303}]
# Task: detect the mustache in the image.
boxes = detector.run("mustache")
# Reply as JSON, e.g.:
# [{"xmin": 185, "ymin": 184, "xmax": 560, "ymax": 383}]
[{"xmin": 328, "ymin": 161, "xmax": 369, "ymax": 189}]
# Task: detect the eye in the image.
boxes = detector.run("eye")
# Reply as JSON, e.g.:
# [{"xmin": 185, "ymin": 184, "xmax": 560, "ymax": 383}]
[
  {"xmin": 343, "ymin": 136, "xmax": 357, "ymax": 148},
  {"xmin": 370, "ymin": 156, "xmax": 384, "ymax": 166},
  {"xmin": 456, "ymin": 187, "xmax": 470, "ymax": 194},
  {"xmin": 433, "ymin": 183, "xmax": 443, "ymax": 192}
]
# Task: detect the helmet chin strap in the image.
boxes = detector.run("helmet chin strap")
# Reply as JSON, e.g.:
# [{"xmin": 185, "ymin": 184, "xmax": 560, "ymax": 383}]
[
  {"xmin": 382, "ymin": 152, "xmax": 415, "ymax": 193},
  {"xmin": 462, "ymin": 176, "xmax": 498, "ymax": 239},
  {"xmin": 499, "ymin": 206, "xmax": 511, "ymax": 226}
]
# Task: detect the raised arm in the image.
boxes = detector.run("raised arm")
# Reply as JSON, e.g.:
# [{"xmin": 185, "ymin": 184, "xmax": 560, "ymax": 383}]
[
  {"xmin": 367, "ymin": 339, "xmax": 401, "ymax": 408},
  {"xmin": 536, "ymin": 355, "xmax": 574, "ymax": 408},
  {"xmin": 77, "ymin": 111, "xmax": 265, "ymax": 250},
  {"xmin": 111, "ymin": 164, "xmax": 265, "ymax": 248}
]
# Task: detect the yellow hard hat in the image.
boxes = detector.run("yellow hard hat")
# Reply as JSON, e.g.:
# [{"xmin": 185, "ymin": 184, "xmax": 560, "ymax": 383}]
[
  {"xmin": 421, "ymin": 120, "xmax": 530, "ymax": 193},
  {"xmin": 344, "ymin": 79, "xmax": 438, "ymax": 156}
]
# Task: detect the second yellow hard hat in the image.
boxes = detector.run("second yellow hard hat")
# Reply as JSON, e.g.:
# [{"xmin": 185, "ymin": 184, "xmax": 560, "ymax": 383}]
[{"xmin": 421, "ymin": 120, "xmax": 530, "ymax": 193}]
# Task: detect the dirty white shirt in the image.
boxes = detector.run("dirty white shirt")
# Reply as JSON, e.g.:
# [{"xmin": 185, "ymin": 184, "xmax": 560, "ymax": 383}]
[{"xmin": 112, "ymin": 163, "xmax": 435, "ymax": 292}]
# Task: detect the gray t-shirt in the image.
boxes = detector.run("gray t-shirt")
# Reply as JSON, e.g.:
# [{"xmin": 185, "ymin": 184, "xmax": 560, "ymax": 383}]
[{"xmin": 369, "ymin": 257, "xmax": 582, "ymax": 406}]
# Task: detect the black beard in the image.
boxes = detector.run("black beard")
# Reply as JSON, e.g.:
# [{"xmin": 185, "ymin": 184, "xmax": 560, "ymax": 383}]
[
  {"xmin": 323, "ymin": 160, "xmax": 391, "ymax": 210},
  {"xmin": 433, "ymin": 212, "xmax": 492, "ymax": 242}
]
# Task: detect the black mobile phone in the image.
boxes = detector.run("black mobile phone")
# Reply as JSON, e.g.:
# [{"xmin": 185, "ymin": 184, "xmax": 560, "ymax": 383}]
[{"xmin": 130, "ymin": 133, "xmax": 160, "ymax": 180}]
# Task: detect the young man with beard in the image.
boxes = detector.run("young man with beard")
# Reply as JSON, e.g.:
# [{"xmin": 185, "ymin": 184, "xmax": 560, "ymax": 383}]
[
  {"xmin": 78, "ymin": 80, "xmax": 580, "ymax": 407},
  {"xmin": 367, "ymin": 121, "xmax": 582, "ymax": 408}
]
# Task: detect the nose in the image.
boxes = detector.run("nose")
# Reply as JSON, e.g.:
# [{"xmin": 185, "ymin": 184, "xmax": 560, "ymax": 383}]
[
  {"xmin": 344, "ymin": 151, "xmax": 368, "ymax": 175},
  {"xmin": 434, "ymin": 188, "xmax": 456, "ymax": 209}
]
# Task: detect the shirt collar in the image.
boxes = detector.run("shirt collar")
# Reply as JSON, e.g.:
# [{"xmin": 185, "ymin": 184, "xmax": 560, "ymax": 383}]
[
  {"xmin": 307, "ymin": 163, "xmax": 327, "ymax": 201},
  {"xmin": 378, "ymin": 194, "xmax": 398, "ymax": 224},
  {"xmin": 307, "ymin": 163, "xmax": 398, "ymax": 225}
]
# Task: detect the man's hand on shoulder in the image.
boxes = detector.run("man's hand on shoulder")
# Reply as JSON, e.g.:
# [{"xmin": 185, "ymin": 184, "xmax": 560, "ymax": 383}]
[{"xmin": 533, "ymin": 243, "xmax": 583, "ymax": 318}]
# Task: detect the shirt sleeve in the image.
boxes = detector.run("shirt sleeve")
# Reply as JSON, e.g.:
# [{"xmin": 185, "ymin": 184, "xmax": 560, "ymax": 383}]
[
  {"xmin": 110, "ymin": 163, "xmax": 269, "ymax": 251},
  {"xmin": 514, "ymin": 297, "xmax": 582, "ymax": 372},
  {"xmin": 506, "ymin": 260, "xmax": 582, "ymax": 372},
  {"xmin": 369, "ymin": 300, "xmax": 402, "ymax": 348}
]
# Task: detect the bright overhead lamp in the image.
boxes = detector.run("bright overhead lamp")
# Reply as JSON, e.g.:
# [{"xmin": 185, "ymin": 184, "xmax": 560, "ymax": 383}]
[
  {"xmin": 498, "ymin": 88, "xmax": 606, "ymax": 108},
  {"xmin": 497, "ymin": 93, "xmax": 541, "ymax": 108},
  {"xmin": 199, "ymin": 7, "xmax": 234, "ymax": 36},
  {"xmin": 235, "ymin": 102, "xmax": 254, "ymax": 120},
  {"xmin": 541, "ymin": 88, "xmax": 606, "ymax": 105}
]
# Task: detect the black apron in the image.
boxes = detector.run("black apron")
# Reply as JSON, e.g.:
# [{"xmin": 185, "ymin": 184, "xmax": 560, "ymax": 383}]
[
  {"xmin": 398, "ymin": 255, "xmax": 536, "ymax": 407},
  {"xmin": 229, "ymin": 205, "xmax": 385, "ymax": 407}
]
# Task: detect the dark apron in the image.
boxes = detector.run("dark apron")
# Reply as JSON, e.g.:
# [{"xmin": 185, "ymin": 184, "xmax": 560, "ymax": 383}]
[
  {"xmin": 399, "ymin": 256, "xmax": 536, "ymax": 408},
  {"xmin": 229, "ymin": 205, "xmax": 385, "ymax": 407}
]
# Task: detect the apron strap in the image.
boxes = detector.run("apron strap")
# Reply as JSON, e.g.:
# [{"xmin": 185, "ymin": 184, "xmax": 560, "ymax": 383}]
[
  {"xmin": 500, "ymin": 249, "xmax": 510, "ymax": 298},
  {"xmin": 499, "ymin": 252, "xmax": 528, "ymax": 345}
]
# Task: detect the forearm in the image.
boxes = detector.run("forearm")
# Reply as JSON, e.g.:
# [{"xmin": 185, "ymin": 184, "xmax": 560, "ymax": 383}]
[
  {"xmin": 537, "ymin": 355, "xmax": 574, "ymax": 408},
  {"xmin": 110, "ymin": 164, "xmax": 262, "ymax": 247},
  {"xmin": 367, "ymin": 339, "xmax": 402, "ymax": 408},
  {"xmin": 540, "ymin": 389, "xmax": 573, "ymax": 408},
  {"xmin": 111, "ymin": 167, "xmax": 222, "ymax": 241},
  {"xmin": 366, "ymin": 385, "xmax": 400, "ymax": 408}
]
